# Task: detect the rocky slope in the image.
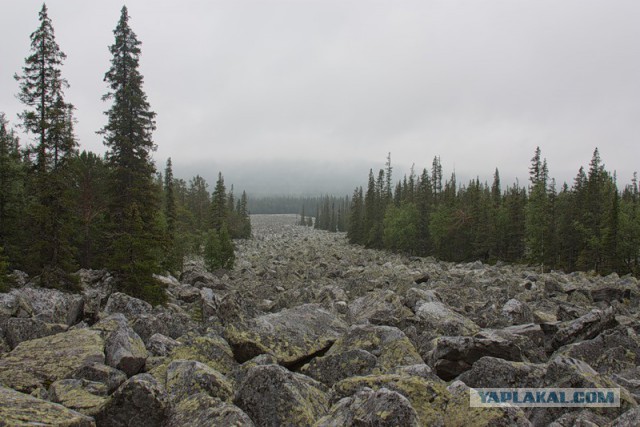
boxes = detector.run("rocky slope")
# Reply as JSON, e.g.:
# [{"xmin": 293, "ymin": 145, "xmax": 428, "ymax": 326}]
[{"xmin": 0, "ymin": 214, "xmax": 638, "ymax": 426}]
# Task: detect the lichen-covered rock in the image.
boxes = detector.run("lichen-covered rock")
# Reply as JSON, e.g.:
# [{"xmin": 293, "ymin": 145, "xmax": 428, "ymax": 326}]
[
  {"xmin": 502, "ymin": 298, "xmax": 534, "ymax": 325},
  {"xmin": 224, "ymin": 303, "xmax": 347, "ymax": 365},
  {"xmin": 0, "ymin": 292, "xmax": 18, "ymax": 318},
  {"xmin": 94, "ymin": 373, "xmax": 170, "ymax": 427},
  {"xmin": 48, "ymin": 378, "xmax": 107, "ymax": 416},
  {"xmin": 4, "ymin": 317, "xmax": 67, "ymax": 349},
  {"xmin": 0, "ymin": 328, "xmax": 104, "ymax": 392},
  {"xmin": 414, "ymin": 300, "xmax": 480, "ymax": 336},
  {"xmin": 13, "ymin": 286, "xmax": 84, "ymax": 326},
  {"xmin": 348, "ymin": 289, "xmax": 414, "ymax": 325},
  {"xmin": 234, "ymin": 364, "xmax": 329, "ymax": 427},
  {"xmin": 103, "ymin": 292, "xmax": 152, "ymax": 319},
  {"xmin": 427, "ymin": 329, "xmax": 536, "ymax": 380},
  {"xmin": 609, "ymin": 406, "xmax": 640, "ymax": 427},
  {"xmin": 93, "ymin": 314, "xmax": 147, "ymax": 377},
  {"xmin": 148, "ymin": 332, "xmax": 237, "ymax": 385},
  {"xmin": 165, "ymin": 393, "xmax": 254, "ymax": 427},
  {"xmin": 550, "ymin": 307, "xmax": 618, "ymax": 351},
  {"xmin": 131, "ymin": 306, "xmax": 195, "ymax": 342},
  {"xmin": 316, "ymin": 387, "xmax": 420, "ymax": 427},
  {"xmin": 547, "ymin": 409, "xmax": 610, "ymax": 427},
  {"xmin": 165, "ymin": 359, "xmax": 233, "ymax": 403},
  {"xmin": 0, "ymin": 385, "xmax": 95, "ymax": 427},
  {"xmin": 70, "ymin": 362, "xmax": 127, "ymax": 394},
  {"xmin": 552, "ymin": 325, "xmax": 640, "ymax": 375},
  {"xmin": 457, "ymin": 356, "xmax": 547, "ymax": 388},
  {"xmin": 301, "ymin": 349, "xmax": 377, "ymax": 386},
  {"xmin": 147, "ymin": 333, "xmax": 181, "ymax": 356},
  {"xmin": 332, "ymin": 373, "xmax": 531, "ymax": 426},
  {"xmin": 301, "ymin": 324, "xmax": 422, "ymax": 386}
]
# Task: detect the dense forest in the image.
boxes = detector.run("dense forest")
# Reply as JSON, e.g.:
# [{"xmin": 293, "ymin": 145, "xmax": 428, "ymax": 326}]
[
  {"xmin": 314, "ymin": 151, "xmax": 640, "ymax": 277},
  {"xmin": 0, "ymin": 5, "xmax": 250, "ymax": 303}
]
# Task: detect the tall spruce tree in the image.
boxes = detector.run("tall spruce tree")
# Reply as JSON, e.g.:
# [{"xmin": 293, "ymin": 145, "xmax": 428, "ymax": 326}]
[
  {"xmin": 100, "ymin": 6, "xmax": 165, "ymax": 304},
  {"xmin": 210, "ymin": 172, "xmax": 227, "ymax": 232},
  {"xmin": 163, "ymin": 157, "xmax": 181, "ymax": 273},
  {"xmin": 15, "ymin": 4, "xmax": 78, "ymax": 287}
]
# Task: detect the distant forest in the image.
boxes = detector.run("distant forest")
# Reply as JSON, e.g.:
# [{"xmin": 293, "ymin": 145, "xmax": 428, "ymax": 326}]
[
  {"xmin": 313, "ymin": 151, "xmax": 640, "ymax": 277},
  {"xmin": 0, "ymin": 5, "xmax": 250, "ymax": 303}
]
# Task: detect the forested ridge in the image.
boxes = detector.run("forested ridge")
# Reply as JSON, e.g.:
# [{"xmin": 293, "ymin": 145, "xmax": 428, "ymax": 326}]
[
  {"xmin": 0, "ymin": 5, "xmax": 250, "ymax": 303},
  {"xmin": 314, "ymin": 150, "xmax": 640, "ymax": 277}
]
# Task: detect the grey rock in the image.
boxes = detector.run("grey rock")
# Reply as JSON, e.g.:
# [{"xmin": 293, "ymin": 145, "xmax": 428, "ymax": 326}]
[
  {"xmin": 550, "ymin": 308, "xmax": 618, "ymax": 351},
  {"xmin": 103, "ymin": 292, "xmax": 152, "ymax": 319},
  {"xmin": 316, "ymin": 387, "xmax": 420, "ymax": 427},
  {"xmin": 94, "ymin": 373, "xmax": 170, "ymax": 427},
  {"xmin": 224, "ymin": 303, "xmax": 347, "ymax": 365},
  {"xmin": 14, "ymin": 286, "xmax": 84, "ymax": 326},
  {"xmin": 70, "ymin": 362, "xmax": 127, "ymax": 394},
  {"xmin": 165, "ymin": 359, "xmax": 233, "ymax": 403},
  {"xmin": 48, "ymin": 378, "xmax": 107, "ymax": 416},
  {"xmin": 4, "ymin": 317, "xmax": 67, "ymax": 349},
  {"xmin": 0, "ymin": 385, "xmax": 95, "ymax": 427},
  {"xmin": 502, "ymin": 298, "xmax": 533, "ymax": 324},
  {"xmin": 94, "ymin": 314, "xmax": 148, "ymax": 377},
  {"xmin": 457, "ymin": 356, "xmax": 547, "ymax": 388},
  {"xmin": 165, "ymin": 393, "xmax": 254, "ymax": 427},
  {"xmin": 147, "ymin": 333, "xmax": 181, "ymax": 356},
  {"xmin": 234, "ymin": 364, "xmax": 329, "ymax": 427}
]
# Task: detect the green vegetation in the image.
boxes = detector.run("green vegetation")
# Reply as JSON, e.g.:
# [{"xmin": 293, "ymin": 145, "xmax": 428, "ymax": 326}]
[
  {"xmin": 348, "ymin": 149, "xmax": 640, "ymax": 277},
  {"xmin": 0, "ymin": 4, "xmax": 250, "ymax": 303}
]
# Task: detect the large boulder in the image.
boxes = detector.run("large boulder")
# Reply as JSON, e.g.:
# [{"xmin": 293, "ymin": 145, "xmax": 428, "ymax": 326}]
[
  {"xmin": 316, "ymin": 387, "xmax": 421, "ymax": 427},
  {"xmin": 0, "ymin": 328, "xmax": 104, "ymax": 392},
  {"xmin": 4, "ymin": 317, "xmax": 67, "ymax": 349},
  {"xmin": 234, "ymin": 364, "xmax": 329, "ymax": 426},
  {"xmin": 457, "ymin": 356, "xmax": 547, "ymax": 388},
  {"xmin": 301, "ymin": 324, "xmax": 422, "ymax": 386},
  {"xmin": 0, "ymin": 385, "xmax": 95, "ymax": 427},
  {"xmin": 103, "ymin": 292, "xmax": 152, "ymax": 319},
  {"xmin": 13, "ymin": 286, "xmax": 84, "ymax": 326},
  {"xmin": 414, "ymin": 300, "xmax": 481, "ymax": 336},
  {"xmin": 549, "ymin": 307, "xmax": 618, "ymax": 351},
  {"xmin": 552, "ymin": 325, "xmax": 640, "ymax": 375},
  {"xmin": 48, "ymin": 378, "xmax": 108, "ymax": 416},
  {"xmin": 427, "ymin": 329, "xmax": 538, "ymax": 380},
  {"xmin": 165, "ymin": 359, "xmax": 233, "ymax": 403},
  {"xmin": 94, "ymin": 373, "xmax": 170, "ymax": 427},
  {"xmin": 92, "ymin": 314, "xmax": 147, "ymax": 377},
  {"xmin": 348, "ymin": 289, "xmax": 414, "ymax": 325},
  {"xmin": 165, "ymin": 393, "xmax": 254, "ymax": 427},
  {"xmin": 147, "ymin": 333, "xmax": 181, "ymax": 357},
  {"xmin": 332, "ymin": 373, "xmax": 530, "ymax": 426},
  {"xmin": 70, "ymin": 362, "xmax": 127, "ymax": 394},
  {"xmin": 224, "ymin": 303, "xmax": 347, "ymax": 366}
]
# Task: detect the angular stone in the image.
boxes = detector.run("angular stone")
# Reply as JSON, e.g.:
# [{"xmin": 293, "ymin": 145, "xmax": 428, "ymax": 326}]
[
  {"xmin": 165, "ymin": 359, "xmax": 233, "ymax": 403},
  {"xmin": 103, "ymin": 292, "xmax": 152, "ymax": 319},
  {"xmin": 234, "ymin": 364, "xmax": 329, "ymax": 427},
  {"xmin": 224, "ymin": 303, "xmax": 347, "ymax": 366},
  {"xmin": 4, "ymin": 317, "xmax": 67, "ymax": 349},
  {"xmin": 301, "ymin": 349, "xmax": 377, "ymax": 386},
  {"xmin": 550, "ymin": 308, "xmax": 618, "ymax": 351},
  {"xmin": 48, "ymin": 378, "xmax": 107, "ymax": 416},
  {"xmin": 70, "ymin": 362, "xmax": 127, "ymax": 394},
  {"xmin": 349, "ymin": 289, "xmax": 414, "ymax": 325},
  {"xmin": 165, "ymin": 393, "xmax": 255, "ymax": 427},
  {"xmin": 147, "ymin": 333, "xmax": 181, "ymax": 357},
  {"xmin": 414, "ymin": 300, "xmax": 480, "ymax": 336},
  {"xmin": 94, "ymin": 314, "xmax": 147, "ymax": 377},
  {"xmin": 14, "ymin": 286, "xmax": 84, "ymax": 326},
  {"xmin": 502, "ymin": 299, "xmax": 533, "ymax": 325},
  {"xmin": 317, "ymin": 387, "xmax": 420, "ymax": 427},
  {"xmin": 457, "ymin": 356, "xmax": 547, "ymax": 388},
  {"xmin": 0, "ymin": 328, "xmax": 104, "ymax": 393},
  {"xmin": 94, "ymin": 373, "xmax": 170, "ymax": 427},
  {"xmin": 0, "ymin": 385, "xmax": 95, "ymax": 427}
]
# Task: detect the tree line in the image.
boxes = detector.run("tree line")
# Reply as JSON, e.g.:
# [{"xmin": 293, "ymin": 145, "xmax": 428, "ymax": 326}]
[
  {"xmin": 0, "ymin": 5, "xmax": 250, "ymax": 302},
  {"xmin": 317, "ymin": 151, "xmax": 639, "ymax": 277}
]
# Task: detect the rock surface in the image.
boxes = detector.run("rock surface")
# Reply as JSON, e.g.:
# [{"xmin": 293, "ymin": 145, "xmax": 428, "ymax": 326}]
[{"xmin": 0, "ymin": 214, "xmax": 639, "ymax": 426}]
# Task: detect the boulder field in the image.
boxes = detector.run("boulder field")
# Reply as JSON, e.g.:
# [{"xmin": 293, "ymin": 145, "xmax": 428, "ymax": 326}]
[{"xmin": 0, "ymin": 214, "xmax": 638, "ymax": 426}]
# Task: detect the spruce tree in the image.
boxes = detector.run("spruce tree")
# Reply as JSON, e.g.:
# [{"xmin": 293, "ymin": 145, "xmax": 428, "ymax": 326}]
[
  {"xmin": 100, "ymin": 6, "xmax": 165, "ymax": 304},
  {"xmin": 163, "ymin": 157, "xmax": 181, "ymax": 273},
  {"xmin": 210, "ymin": 172, "xmax": 227, "ymax": 232},
  {"xmin": 15, "ymin": 4, "xmax": 78, "ymax": 287}
]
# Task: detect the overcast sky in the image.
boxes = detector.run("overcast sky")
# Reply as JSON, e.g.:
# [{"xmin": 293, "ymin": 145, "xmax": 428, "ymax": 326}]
[{"xmin": 1, "ymin": 0, "xmax": 639, "ymax": 195}]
